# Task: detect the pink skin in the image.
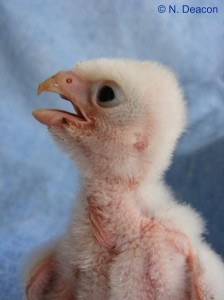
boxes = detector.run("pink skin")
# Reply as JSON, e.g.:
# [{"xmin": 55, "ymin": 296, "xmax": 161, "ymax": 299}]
[{"xmin": 27, "ymin": 69, "xmax": 212, "ymax": 300}]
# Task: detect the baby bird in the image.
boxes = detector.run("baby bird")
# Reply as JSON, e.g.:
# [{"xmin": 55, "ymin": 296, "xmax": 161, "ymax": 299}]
[{"xmin": 26, "ymin": 59, "xmax": 224, "ymax": 300}]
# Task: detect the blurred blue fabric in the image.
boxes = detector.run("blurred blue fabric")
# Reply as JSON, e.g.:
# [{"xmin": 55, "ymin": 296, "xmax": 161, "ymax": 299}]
[{"xmin": 0, "ymin": 0, "xmax": 223, "ymax": 299}]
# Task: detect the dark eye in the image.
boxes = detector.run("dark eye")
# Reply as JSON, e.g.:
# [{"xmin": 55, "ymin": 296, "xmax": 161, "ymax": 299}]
[
  {"xmin": 97, "ymin": 86, "xmax": 115, "ymax": 102},
  {"xmin": 94, "ymin": 81, "xmax": 125, "ymax": 108}
]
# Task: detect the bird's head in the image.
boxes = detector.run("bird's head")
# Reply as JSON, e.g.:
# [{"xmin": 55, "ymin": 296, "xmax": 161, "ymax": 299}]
[{"xmin": 34, "ymin": 59, "xmax": 186, "ymax": 185}]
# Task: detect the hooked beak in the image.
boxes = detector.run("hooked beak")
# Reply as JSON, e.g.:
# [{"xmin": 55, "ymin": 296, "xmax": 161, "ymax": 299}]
[
  {"xmin": 33, "ymin": 71, "xmax": 91, "ymax": 127},
  {"xmin": 37, "ymin": 75, "xmax": 61, "ymax": 95}
]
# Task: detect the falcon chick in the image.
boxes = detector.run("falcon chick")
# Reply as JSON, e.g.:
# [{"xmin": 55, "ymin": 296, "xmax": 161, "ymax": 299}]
[{"xmin": 26, "ymin": 59, "xmax": 224, "ymax": 300}]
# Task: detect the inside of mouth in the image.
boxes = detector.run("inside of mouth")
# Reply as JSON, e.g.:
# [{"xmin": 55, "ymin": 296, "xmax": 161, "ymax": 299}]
[{"xmin": 59, "ymin": 94, "xmax": 85, "ymax": 120}]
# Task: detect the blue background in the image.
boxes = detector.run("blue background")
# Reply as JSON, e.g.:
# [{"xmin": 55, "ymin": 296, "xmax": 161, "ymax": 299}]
[{"xmin": 0, "ymin": 1, "xmax": 223, "ymax": 299}]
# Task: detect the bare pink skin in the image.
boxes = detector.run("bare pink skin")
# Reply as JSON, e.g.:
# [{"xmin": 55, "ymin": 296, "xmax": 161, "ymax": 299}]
[
  {"xmin": 26, "ymin": 181, "xmax": 207, "ymax": 300},
  {"xmin": 26, "ymin": 60, "xmax": 223, "ymax": 299}
]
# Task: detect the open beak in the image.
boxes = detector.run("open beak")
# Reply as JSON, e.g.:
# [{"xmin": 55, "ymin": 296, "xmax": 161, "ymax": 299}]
[{"xmin": 33, "ymin": 70, "xmax": 91, "ymax": 127}]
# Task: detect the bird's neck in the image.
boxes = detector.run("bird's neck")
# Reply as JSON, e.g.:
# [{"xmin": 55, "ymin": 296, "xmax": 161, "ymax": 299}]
[{"xmin": 83, "ymin": 177, "xmax": 151, "ymax": 251}]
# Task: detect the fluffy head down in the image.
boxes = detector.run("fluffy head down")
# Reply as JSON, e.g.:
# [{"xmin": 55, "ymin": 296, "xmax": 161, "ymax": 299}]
[{"xmin": 38, "ymin": 59, "xmax": 187, "ymax": 183}]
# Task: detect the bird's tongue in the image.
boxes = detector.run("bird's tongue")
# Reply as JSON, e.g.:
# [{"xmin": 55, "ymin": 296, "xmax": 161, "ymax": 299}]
[{"xmin": 33, "ymin": 70, "xmax": 90, "ymax": 126}]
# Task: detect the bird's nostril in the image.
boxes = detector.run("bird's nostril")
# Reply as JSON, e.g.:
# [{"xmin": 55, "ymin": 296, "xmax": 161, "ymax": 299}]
[{"xmin": 66, "ymin": 78, "xmax": 72, "ymax": 84}]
